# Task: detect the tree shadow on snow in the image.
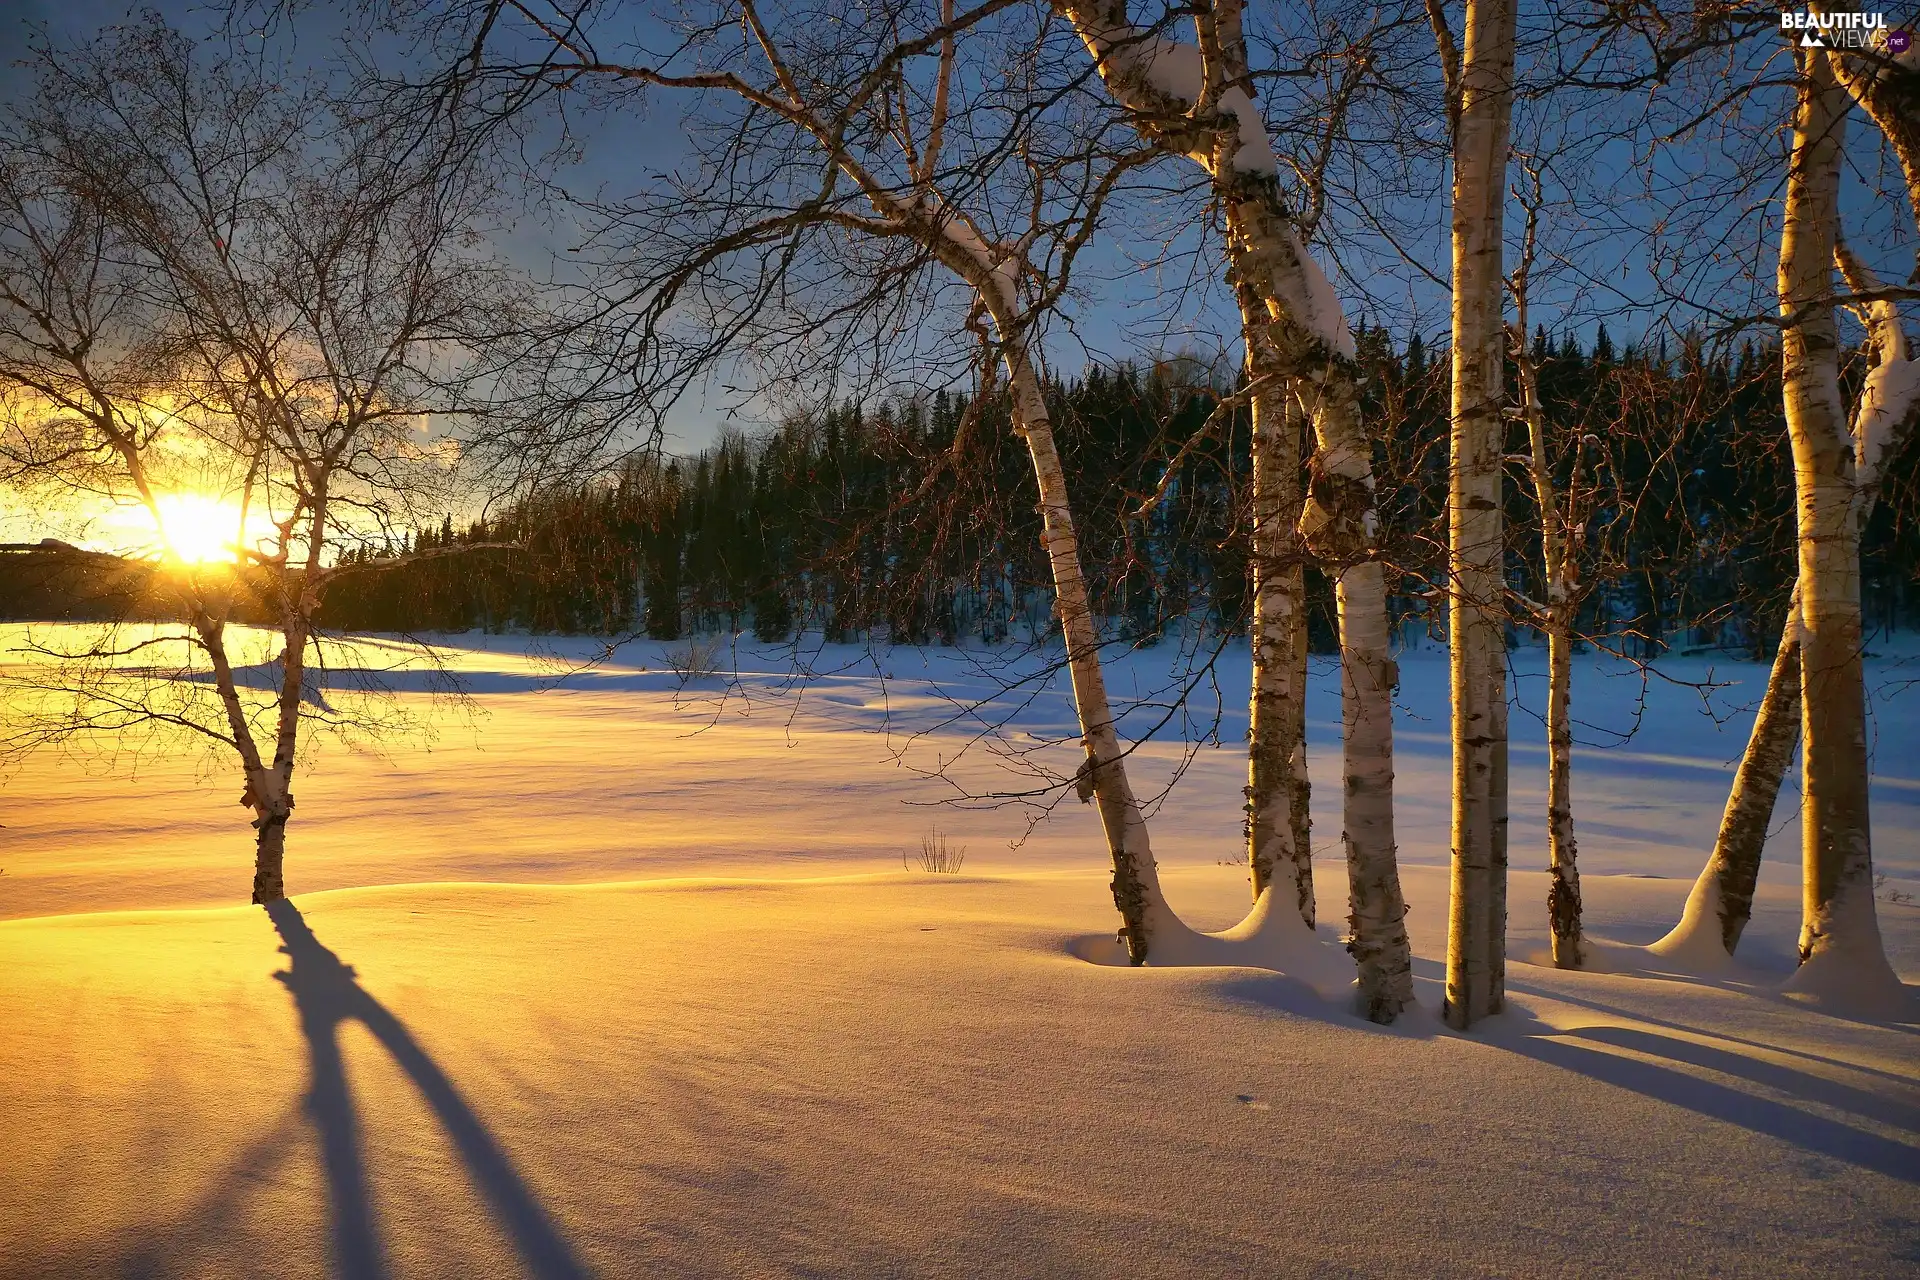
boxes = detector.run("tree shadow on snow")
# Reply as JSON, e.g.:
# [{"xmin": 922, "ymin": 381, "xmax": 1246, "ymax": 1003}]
[
  {"xmin": 266, "ymin": 900, "xmax": 588, "ymax": 1279},
  {"xmin": 1506, "ymin": 980, "xmax": 1920, "ymax": 1088},
  {"xmin": 1488, "ymin": 1021, "xmax": 1920, "ymax": 1185}
]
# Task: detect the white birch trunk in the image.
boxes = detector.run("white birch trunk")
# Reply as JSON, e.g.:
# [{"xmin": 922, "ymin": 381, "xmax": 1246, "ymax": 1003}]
[
  {"xmin": 771, "ymin": 69, "xmax": 1188, "ymax": 959},
  {"xmin": 1664, "ymin": 224, "xmax": 1920, "ymax": 963},
  {"xmin": 1775, "ymin": 55, "xmax": 1906, "ymax": 1012},
  {"xmin": 244, "ymin": 493, "xmax": 326, "ymax": 904},
  {"xmin": 1488, "ymin": 635, "xmax": 1509, "ymax": 1008},
  {"xmin": 1240, "ymin": 209, "xmax": 1411, "ymax": 1013},
  {"xmin": 1243, "ymin": 300, "xmax": 1314, "ymax": 926},
  {"xmin": 1656, "ymin": 607, "xmax": 1800, "ymax": 962},
  {"xmin": 1515, "ymin": 342, "xmax": 1583, "ymax": 967},
  {"xmin": 1052, "ymin": 0, "xmax": 1412, "ymax": 1015},
  {"xmin": 193, "ymin": 609, "xmax": 292, "ymax": 904},
  {"xmin": 1442, "ymin": 0, "xmax": 1514, "ymax": 1031},
  {"xmin": 996, "ymin": 317, "xmax": 1182, "ymax": 962}
]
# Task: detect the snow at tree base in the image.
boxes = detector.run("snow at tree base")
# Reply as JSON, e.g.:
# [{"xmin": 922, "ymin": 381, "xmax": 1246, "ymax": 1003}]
[{"xmin": 2, "ymin": 632, "xmax": 1915, "ymax": 1277}]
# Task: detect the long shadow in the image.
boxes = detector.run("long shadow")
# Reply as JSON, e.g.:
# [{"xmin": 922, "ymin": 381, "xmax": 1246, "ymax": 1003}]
[
  {"xmin": 1497, "ymin": 1031, "xmax": 1920, "ymax": 1185},
  {"xmin": 1568, "ymin": 1025, "xmax": 1920, "ymax": 1136},
  {"xmin": 1507, "ymin": 976, "xmax": 1920, "ymax": 1088},
  {"xmin": 267, "ymin": 900, "xmax": 588, "ymax": 1279}
]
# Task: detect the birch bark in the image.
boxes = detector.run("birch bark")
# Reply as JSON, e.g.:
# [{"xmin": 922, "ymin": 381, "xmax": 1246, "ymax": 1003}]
[
  {"xmin": 994, "ymin": 327, "xmax": 1182, "ymax": 961},
  {"xmin": 1236, "ymin": 284, "xmax": 1313, "ymax": 921},
  {"xmin": 1665, "ymin": 163, "xmax": 1920, "ymax": 966},
  {"xmin": 628, "ymin": 8, "xmax": 1194, "ymax": 962},
  {"xmin": 1512, "ymin": 332, "xmax": 1583, "ymax": 967},
  {"xmin": 250, "ymin": 509, "xmax": 324, "ymax": 904},
  {"xmin": 1442, "ymin": 0, "xmax": 1514, "ymax": 1030},
  {"xmin": 1659, "ymin": 608, "xmax": 1800, "ymax": 959},
  {"xmin": 1242, "ymin": 298, "xmax": 1314, "ymax": 926},
  {"xmin": 1776, "ymin": 52, "xmax": 1904, "ymax": 1009},
  {"xmin": 1052, "ymin": 0, "xmax": 1412, "ymax": 1019}
]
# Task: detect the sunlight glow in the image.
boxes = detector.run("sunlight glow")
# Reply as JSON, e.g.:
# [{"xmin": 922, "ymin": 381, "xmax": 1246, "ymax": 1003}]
[{"xmin": 152, "ymin": 493, "xmax": 245, "ymax": 564}]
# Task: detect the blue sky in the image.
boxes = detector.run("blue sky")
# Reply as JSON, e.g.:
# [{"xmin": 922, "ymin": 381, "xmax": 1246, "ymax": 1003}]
[{"xmin": 5, "ymin": 1, "xmax": 1914, "ymax": 456}]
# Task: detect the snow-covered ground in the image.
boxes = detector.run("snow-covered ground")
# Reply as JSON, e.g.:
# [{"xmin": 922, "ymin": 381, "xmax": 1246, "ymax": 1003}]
[{"xmin": 2, "ymin": 627, "xmax": 1916, "ymax": 1276}]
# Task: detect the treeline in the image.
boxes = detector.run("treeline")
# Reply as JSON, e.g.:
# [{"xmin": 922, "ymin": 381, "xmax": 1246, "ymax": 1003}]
[
  {"xmin": 315, "ymin": 328, "xmax": 1912, "ymax": 656},
  {"xmin": 319, "ymin": 326, "xmax": 1920, "ymax": 656},
  {"xmin": 15, "ymin": 329, "xmax": 1908, "ymax": 657}
]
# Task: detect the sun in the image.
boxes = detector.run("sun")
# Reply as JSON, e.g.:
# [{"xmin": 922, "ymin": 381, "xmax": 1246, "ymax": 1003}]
[{"xmin": 153, "ymin": 493, "xmax": 242, "ymax": 564}]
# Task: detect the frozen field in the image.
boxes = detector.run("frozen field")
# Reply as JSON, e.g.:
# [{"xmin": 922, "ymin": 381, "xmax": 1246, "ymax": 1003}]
[{"xmin": 2, "ymin": 628, "xmax": 1917, "ymax": 1277}]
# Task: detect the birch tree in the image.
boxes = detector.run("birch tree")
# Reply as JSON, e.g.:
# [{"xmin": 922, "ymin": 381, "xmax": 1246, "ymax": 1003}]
[
  {"xmin": 0, "ymin": 20, "xmax": 529, "ymax": 903},
  {"xmin": 1767, "ymin": 48, "xmax": 1909, "ymax": 1011},
  {"xmin": 1432, "ymin": 0, "xmax": 1513, "ymax": 1030},
  {"xmin": 405, "ymin": 0, "xmax": 1213, "ymax": 960},
  {"xmin": 1051, "ymin": 0, "xmax": 1414, "ymax": 1020},
  {"xmin": 1658, "ymin": 38, "xmax": 1920, "ymax": 969},
  {"xmin": 1505, "ymin": 171, "xmax": 1592, "ymax": 968},
  {"xmin": 1239, "ymin": 283, "xmax": 1313, "ymax": 929}
]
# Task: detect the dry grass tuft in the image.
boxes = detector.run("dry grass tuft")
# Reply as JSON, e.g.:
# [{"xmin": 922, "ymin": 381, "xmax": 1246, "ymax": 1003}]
[{"xmin": 907, "ymin": 827, "xmax": 966, "ymax": 874}]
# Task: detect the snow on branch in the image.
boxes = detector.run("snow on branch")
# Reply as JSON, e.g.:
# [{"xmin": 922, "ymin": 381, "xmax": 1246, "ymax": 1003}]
[
  {"xmin": 1836, "ymin": 240, "xmax": 1920, "ymax": 494},
  {"xmin": 1062, "ymin": 6, "xmax": 1353, "ymax": 359},
  {"xmin": 1073, "ymin": 21, "xmax": 1277, "ymax": 176}
]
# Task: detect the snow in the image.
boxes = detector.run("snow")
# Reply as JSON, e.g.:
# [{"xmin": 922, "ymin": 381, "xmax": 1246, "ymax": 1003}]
[
  {"xmin": 919, "ymin": 200, "xmax": 1019, "ymax": 309},
  {"xmin": 1856, "ymin": 350, "xmax": 1920, "ymax": 491},
  {"xmin": 2, "ymin": 627, "xmax": 1918, "ymax": 1275},
  {"xmin": 1081, "ymin": 27, "xmax": 1277, "ymax": 177},
  {"xmin": 1072, "ymin": 21, "xmax": 1357, "ymax": 361},
  {"xmin": 1287, "ymin": 226, "xmax": 1359, "ymax": 361},
  {"xmin": 1645, "ymin": 872, "xmax": 1744, "ymax": 976}
]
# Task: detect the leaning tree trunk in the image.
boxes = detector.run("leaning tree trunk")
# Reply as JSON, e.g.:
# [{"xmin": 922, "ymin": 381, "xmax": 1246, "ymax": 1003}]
[
  {"xmin": 248, "ymin": 507, "xmax": 323, "ymax": 906},
  {"xmin": 192, "ymin": 609, "xmax": 289, "ymax": 905},
  {"xmin": 1661, "ymin": 613, "xmax": 1800, "ymax": 957},
  {"xmin": 1666, "ymin": 50, "xmax": 1920, "ymax": 965},
  {"xmin": 248, "ymin": 643, "xmax": 307, "ymax": 907},
  {"xmin": 997, "ymin": 325, "xmax": 1181, "ymax": 962},
  {"xmin": 1776, "ymin": 54, "xmax": 1904, "ymax": 1007},
  {"xmin": 1443, "ymin": 0, "xmax": 1515, "ymax": 1031},
  {"xmin": 877, "ymin": 184, "xmax": 1184, "ymax": 961},
  {"xmin": 1242, "ymin": 295, "xmax": 1314, "ymax": 926}
]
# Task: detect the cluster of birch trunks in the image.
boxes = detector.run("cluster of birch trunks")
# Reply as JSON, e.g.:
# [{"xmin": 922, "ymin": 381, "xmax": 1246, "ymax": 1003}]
[
  {"xmin": 388, "ymin": 0, "xmax": 1914, "ymax": 1023},
  {"xmin": 565, "ymin": 0, "xmax": 1910, "ymax": 1025},
  {"xmin": 543, "ymin": 0, "xmax": 1909, "ymax": 1026}
]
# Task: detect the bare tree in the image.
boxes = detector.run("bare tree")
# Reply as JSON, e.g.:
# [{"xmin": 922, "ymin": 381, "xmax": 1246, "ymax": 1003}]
[
  {"xmin": 1432, "ymin": 0, "xmax": 1514, "ymax": 1030},
  {"xmin": 0, "ymin": 19, "xmax": 530, "ymax": 902},
  {"xmin": 1657, "ymin": 36, "xmax": 1920, "ymax": 975},
  {"xmin": 1052, "ymin": 0, "xmax": 1414, "ymax": 1021},
  {"xmin": 1505, "ymin": 164, "xmax": 1588, "ymax": 968},
  {"xmin": 1761, "ymin": 47, "xmax": 1909, "ymax": 1011},
  {"xmin": 392, "ymin": 0, "xmax": 1238, "ymax": 960}
]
